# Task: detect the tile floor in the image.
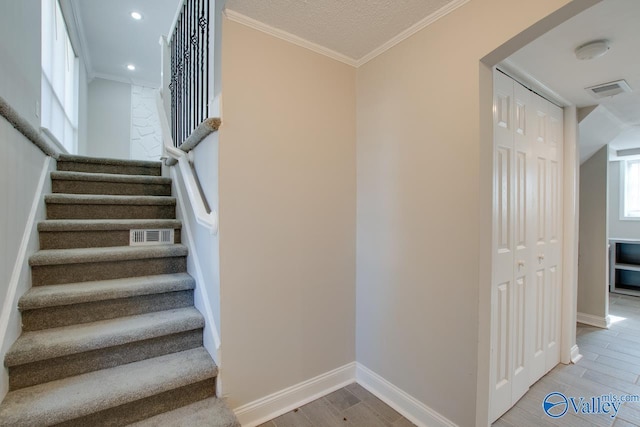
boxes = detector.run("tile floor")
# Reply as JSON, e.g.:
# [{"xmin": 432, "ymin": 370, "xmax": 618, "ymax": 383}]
[
  {"xmin": 495, "ymin": 292, "xmax": 640, "ymax": 427},
  {"xmin": 257, "ymin": 382, "xmax": 415, "ymax": 427}
]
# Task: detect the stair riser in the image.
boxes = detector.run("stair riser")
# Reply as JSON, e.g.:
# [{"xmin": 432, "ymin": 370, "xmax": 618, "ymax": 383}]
[
  {"xmin": 9, "ymin": 330, "xmax": 203, "ymax": 390},
  {"xmin": 47, "ymin": 203, "xmax": 176, "ymax": 220},
  {"xmin": 31, "ymin": 257, "xmax": 187, "ymax": 286},
  {"xmin": 52, "ymin": 180, "xmax": 171, "ymax": 196},
  {"xmin": 55, "ymin": 378, "xmax": 215, "ymax": 427},
  {"xmin": 22, "ymin": 290, "xmax": 194, "ymax": 331},
  {"xmin": 39, "ymin": 229, "xmax": 182, "ymax": 249},
  {"xmin": 57, "ymin": 161, "xmax": 161, "ymax": 176}
]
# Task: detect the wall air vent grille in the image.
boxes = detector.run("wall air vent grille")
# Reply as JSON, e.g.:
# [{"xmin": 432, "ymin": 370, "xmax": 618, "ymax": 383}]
[
  {"xmin": 586, "ymin": 80, "xmax": 632, "ymax": 99},
  {"xmin": 130, "ymin": 229, "xmax": 174, "ymax": 246}
]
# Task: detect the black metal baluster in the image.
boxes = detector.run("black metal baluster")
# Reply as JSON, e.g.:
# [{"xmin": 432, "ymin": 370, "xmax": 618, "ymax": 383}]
[{"xmin": 169, "ymin": 0, "xmax": 211, "ymax": 147}]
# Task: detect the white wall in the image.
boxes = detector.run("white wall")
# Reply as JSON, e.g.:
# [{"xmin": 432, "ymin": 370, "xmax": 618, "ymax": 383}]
[
  {"xmin": 86, "ymin": 78, "xmax": 132, "ymax": 159},
  {"xmin": 609, "ymin": 160, "xmax": 640, "ymax": 239},
  {"xmin": 355, "ymin": 1, "xmax": 593, "ymax": 426},
  {"xmin": 577, "ymin": 146, "xmax": 608, "ymax": 320},
  {"xmin": 0, "ymin": 0, "xmax": 41, "ymax": 129},
  {"xmin": 0, "ymin": 116, "xmax": 53, "ymax": 401},
  {"xmin": 219, "ymin": 18, "xmax": 356, "ymax": 410}
]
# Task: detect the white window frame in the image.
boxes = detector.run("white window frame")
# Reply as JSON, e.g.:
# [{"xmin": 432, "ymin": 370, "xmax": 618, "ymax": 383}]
[
  {"xmin": 621, "ymin": 159, "xmax": 640, "ymax": 220},
  {"xmin": 41, "ymin": 0, "xmax": 79, "ymax": 154}
]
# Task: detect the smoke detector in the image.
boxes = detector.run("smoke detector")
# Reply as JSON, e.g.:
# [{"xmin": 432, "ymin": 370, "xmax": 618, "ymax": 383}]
[
  {"xmin": 575, "ymin": 40, "xmax": 610, "ymax": 60},
  {"xmin": 586, "ymin": 80, "xmax": 632, "ymax": 99}
]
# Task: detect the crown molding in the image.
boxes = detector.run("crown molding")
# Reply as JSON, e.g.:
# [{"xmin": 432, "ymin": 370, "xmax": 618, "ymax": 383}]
[
  {"xmin": 92, "ymin": 72, "xmax": 160, "ymax": 90},
  {"xmin": 225, "ymin": 1, "xmax": 471, "ymax": 69},
  {"xmin": 223, "ymin": 9, "xmax": 358, "ymax": 67},
  {"xmin": 355, "ymin": 0, "xmax": 470, "ymax": 67}
]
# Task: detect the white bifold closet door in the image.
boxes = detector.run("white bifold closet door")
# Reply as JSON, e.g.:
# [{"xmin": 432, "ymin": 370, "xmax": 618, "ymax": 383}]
[{"xmin": 490, "ymin": 70, "xmax": 563, "ymax": 422}]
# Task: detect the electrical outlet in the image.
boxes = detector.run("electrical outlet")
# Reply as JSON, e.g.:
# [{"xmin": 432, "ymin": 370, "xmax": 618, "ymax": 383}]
[{"xmin": 35, "ymin": 101, "xmax": 40, "ymax": 118}]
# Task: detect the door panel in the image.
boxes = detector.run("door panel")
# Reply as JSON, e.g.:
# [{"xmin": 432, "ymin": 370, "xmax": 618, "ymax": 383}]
[
  {"xmin": 491, "ymin": 71, "xmax": 515, "ymax": 420},
  {"xmin": 491, "ymin": 70, "xmax": 563, "ymax": 422}
]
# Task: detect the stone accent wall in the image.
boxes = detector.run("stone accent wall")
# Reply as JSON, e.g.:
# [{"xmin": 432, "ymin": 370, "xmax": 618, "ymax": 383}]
[{"xmin": 130, "ymin": 85, "xmax": 162, "ymax": 161}]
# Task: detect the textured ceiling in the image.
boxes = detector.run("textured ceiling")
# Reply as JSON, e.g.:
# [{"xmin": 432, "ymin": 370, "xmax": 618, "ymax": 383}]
[
  {"xmin": 225, "ymin": 0, "xmax": 456, "ymax": 61},
  {"xmin": 505, "ymin": 0, "xmax": 640, "ymax": 152},
  {"xmin": 71, "ymin": 0, "xmax": 179, "ymax": 87}
]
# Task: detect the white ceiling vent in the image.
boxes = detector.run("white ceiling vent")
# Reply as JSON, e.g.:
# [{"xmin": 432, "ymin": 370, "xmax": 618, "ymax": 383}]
[
  {"xmin": 586, "ymin": 80, "xmax": 632, "ymax": 99},
  {"xmin": 130, "ymin": 229, "xmax": 174, "ymax": 246}
]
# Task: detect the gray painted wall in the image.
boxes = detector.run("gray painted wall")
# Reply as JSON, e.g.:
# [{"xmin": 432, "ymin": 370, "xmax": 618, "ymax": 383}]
[
  {"xmin": 578, "ymin": 145, "xmax": 609, "ymax": 319},
  {"xmin": 86, "ymin": 78, "xmax": 132, "ymax": 159}
]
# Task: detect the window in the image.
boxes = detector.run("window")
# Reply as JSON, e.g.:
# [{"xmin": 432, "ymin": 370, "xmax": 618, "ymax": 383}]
[
  {"xmin": 623, "ymin": 159, "xmax": 640, "ymax": 218},
  {"xmin": 41, "ymin": 0, "xmax": 78, "ymax": 153}
]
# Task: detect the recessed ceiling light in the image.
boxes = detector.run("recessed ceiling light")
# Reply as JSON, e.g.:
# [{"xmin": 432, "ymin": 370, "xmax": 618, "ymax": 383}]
[
  {"xmin": 127, "ymin": 64, "xmax": 136, "ymax": 71},
  {"xmin": 575, "ymin": 40, "xmax": 610, "ymax": 60},
  {"xmin": 130, "ymin": 11, "xmax": 142, "ymax": 20}
]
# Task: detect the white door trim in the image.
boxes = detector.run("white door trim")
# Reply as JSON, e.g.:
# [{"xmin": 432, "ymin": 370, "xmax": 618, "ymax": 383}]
[{"xmin": 561, "ymin": 106, "xmax": 580, "ymax": 365}]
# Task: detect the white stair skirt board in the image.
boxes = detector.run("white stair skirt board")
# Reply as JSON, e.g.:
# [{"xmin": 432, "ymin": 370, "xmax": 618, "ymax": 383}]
[
  {"xmin": 0, "ymin": 156, "xmax": 52, "ymax": 399},
  {"xmin": 356, "ymin": 364, "xmax": 457, "ymax": 427},
  {"xmin": 233, "ymin": 363, "xmax": 356, "ymax": 427},
  {"xmin": 576, "ymin": 312, "xmax": 611, "ymax": 329}
]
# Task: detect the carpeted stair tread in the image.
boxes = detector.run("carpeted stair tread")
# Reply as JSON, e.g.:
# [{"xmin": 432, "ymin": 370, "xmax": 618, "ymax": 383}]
[
  {"xmin": 29, "ymin": 244, "xmax": 188, "ymax": 266},
  {"xmin": 0, "ymin": 348, "xmax": 216, "ymax": 426},
  {"xmin": 129, "ymin": 397, "xmax": 240, "ymax": 427},
  {"xmin": 19, "ymin": 273, "xmax": 194, "ymax": 310},
  {"xmin": 51, "ymin": 171, "xmax": 171, "ymax": 185},
  {"xmin": 45, "ymin": 194, "xmax": 176, "ymax": 205},
  {"xmin": 38, "ymin": 219, "xmax": 182, "ymax": 232},
  {"xmin": 57, "ymin": 154, "xmax": 161, "ymax": 169},
  {"xmin": 5, "ymin": 307, "xmax": 204, "ymax": 366}
]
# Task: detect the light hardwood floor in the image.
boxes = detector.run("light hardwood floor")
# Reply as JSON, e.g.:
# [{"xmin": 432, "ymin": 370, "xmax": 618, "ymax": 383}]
[
  {"xmin": 257, "ymin": 383, "xmax": 415, "ymax": 427},
  {"xmin": 495, "ymin": 293, "xmax": 640, "ymax": 427}
]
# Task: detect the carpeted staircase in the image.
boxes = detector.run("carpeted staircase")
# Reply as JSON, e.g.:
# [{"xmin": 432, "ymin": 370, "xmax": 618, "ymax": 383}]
[{"xmin": 0, "ymin": 154, "xmax": 239, "ymax": 426}]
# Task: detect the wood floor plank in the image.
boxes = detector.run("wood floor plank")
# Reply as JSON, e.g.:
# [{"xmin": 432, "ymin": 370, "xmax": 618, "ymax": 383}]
[
  {"xmin": 271, "ymin": 410, "xmax": 313, "ymax": 427},
  {"xmin": 324, "ymin": 387, "xmax": 361, "ymax": 412},
  {"xmin": 343, "ymin": 383, "xmax": 372, "ymax": 401},
  {"xmin": 615, "ymin": 404, "xmax": 640, "ymax": 426},
  {"xmin": 500, "ymin": 405, "xmax": 558, "ymax": 427},
  {"xmin": 594, "ymin": 355, "xmax": 640, "ymax": 375},
  {"xmin": 343, "ymin": 402, "xmax": 391, "ymax": 427},
  {"xmin": 576, "ymin": 359, "xmax": 639, "ymax": 383},
  {"xmin": 581, "ymin": 369, "xmax": 640, "ymax": 396},
  {"xmin": 362, "ymin": 395, "xmax": 402, "ymax": 423},
  {"xmin": 606, "ymin": 341, "xmax": 640, "ymax": 359},
  {"xmin": 343, "ymin": 382, "xmax": 401, "ymax": 423},
  {"xmin": 299, "ymin": 397, "xmax": 347, "ymax": 427},
  {"xmin": 613, "ymin": 417, "xmax": 640, "ymax": 427},
  {"xmin": 580, "ymin": 343, "xmax": 640, "ymax": 364},
  {"xmin": 392, "ymin": 417, "xmax": 416, "ymax": 427}
]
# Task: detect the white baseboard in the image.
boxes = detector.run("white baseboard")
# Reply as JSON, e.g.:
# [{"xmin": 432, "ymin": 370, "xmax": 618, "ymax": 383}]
[
  {"xmin": 570, "ymin": 344, "xmax": 582, "ymax": 364},
  {"xmin": 233, "ymin": 362, "xmax": 457, "ymax": 427},
  {"xmin": 356, "ymin": 363, "xmax": 458, "ymax": 427},
  {"xmin": 577, "ymin": 312, "xmax": 610, "ymax": 329},
  {"xmin": 234, "ymin": 363, "xmax": 356, "ymax": 427}
]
